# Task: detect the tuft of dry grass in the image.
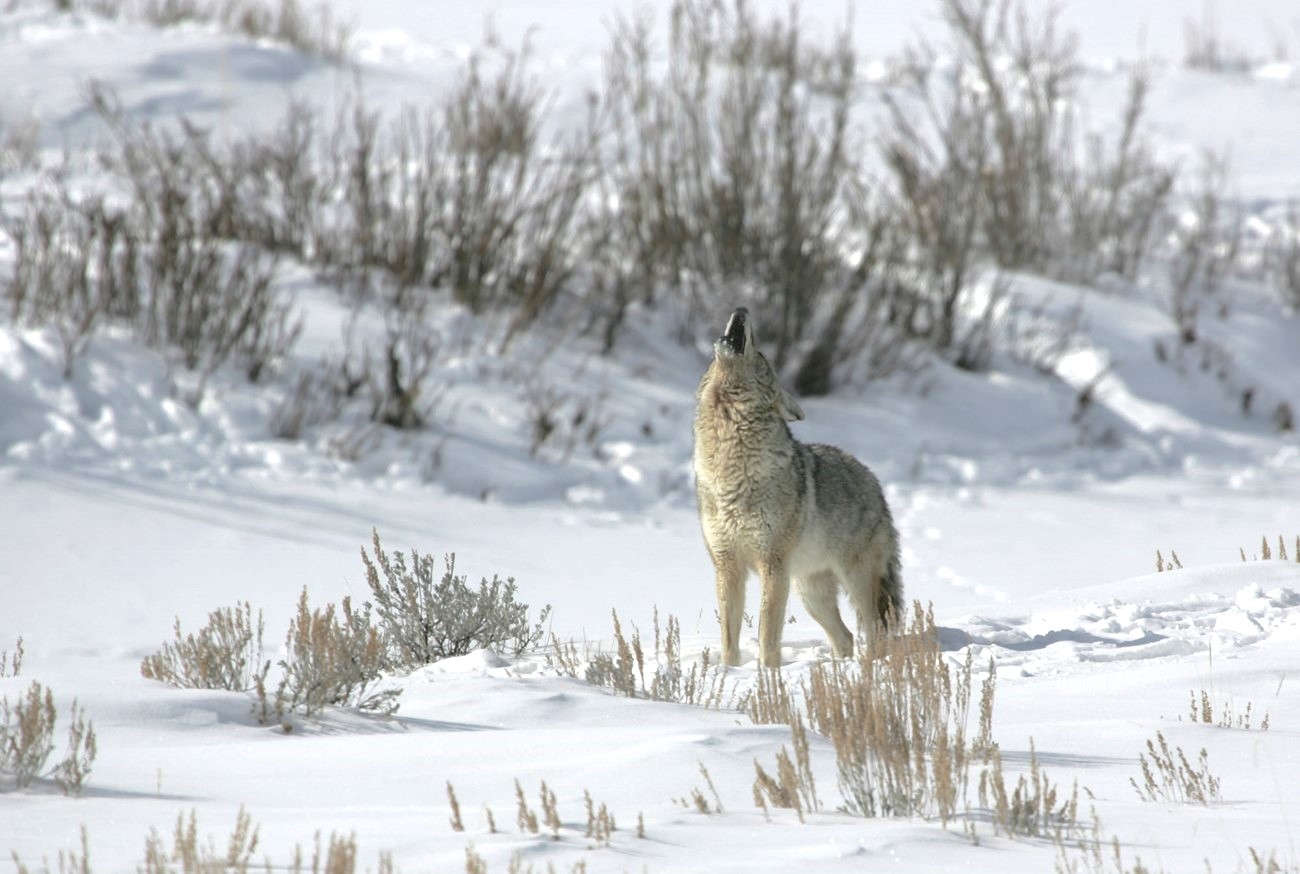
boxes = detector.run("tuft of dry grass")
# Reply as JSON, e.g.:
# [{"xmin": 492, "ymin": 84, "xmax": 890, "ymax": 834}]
[
  {"xmin": 1188, "ymin": 689, "xmax": 1269, "ymax": 731},
  {"xmin": 1053, "ymin": 805, "xmax": 1160, "ymax": 874},
  {"xmin": 9, "ymin": 824, "xmax": 92, "ymax": 874},
  {"xmin": 979, "ymin": 740, "xmax": 1080, "ymax": 840},
  {"xmin": 582, "ymin": 789, "xmax": 617, "ymax": 847},
  {"xmin": 1129, "ymin": 730, "xmax": 1221, "ymax": 805},
  {"xmin": 802, "ymin": 601, "xmax": 979, "ymax": 823},
  {"xmin": 1154, "ymin": 549, "xmax": 1183, "ymax": 573},
  {"xmin": 556, "ymin": 608, "xmax": 732, "ymax": 708},
  {"xmin": 11, "ymin": 808, "xmax": 392, "ymax": 873},
  {"xmin": 1240, "ymin": 534, "xmax": 1300, "ymax": 563}
]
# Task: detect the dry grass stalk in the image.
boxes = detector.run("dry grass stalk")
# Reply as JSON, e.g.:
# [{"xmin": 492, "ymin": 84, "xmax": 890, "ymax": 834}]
[
  {"xmin": 484, "ymin": 806, "xmax": 497, "ymax": 834},
  {"xmin": 636, "ymin": 812, "xmax": 645, "ymax": 839},
  {"xmin": 539, "ymin": 781, "xmax": 562, "ymax": 839},
  {"xmin": 698, "ymin": 762, "xmax": 725, "ymax": 814},
  {"xmin": 514, "ymin": 779, "xmax": 539, "ymax": 834},
  {"xmin": 743, "ymin": 667, "xmax": 798, "ymax": 726},
  {"xmin": 1, "ymin": 637, "xmax": 22, "ymax": 678},
  {"xmin": 1154, "ymin": 550, "xmax": 1183, "ymax": 573},
  {"xmin": 447, "ymin": 782, "xmax": 465, "ymax": 832}
]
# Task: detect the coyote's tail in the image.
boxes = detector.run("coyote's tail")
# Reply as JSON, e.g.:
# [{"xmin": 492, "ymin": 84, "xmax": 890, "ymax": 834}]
[{"xmin": 878, "ymin": 551, "xmax": 904, "ymax": 627}]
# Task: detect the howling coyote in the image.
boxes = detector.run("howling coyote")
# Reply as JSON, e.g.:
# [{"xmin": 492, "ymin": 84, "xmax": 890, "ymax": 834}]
[{"xmin": 693, "ymin": 307, "xmax": 902, "ymax": 667}]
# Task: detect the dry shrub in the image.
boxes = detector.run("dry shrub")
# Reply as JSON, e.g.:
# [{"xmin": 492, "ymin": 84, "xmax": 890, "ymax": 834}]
[
  {"xmin": 599, "ymin": 0, "xmax": 876, "ymax": 383},
  {"xmin": 3, "ymin": 190, "xmax": 113, "ymax": 377},
  {"xmin": 0, "ymin": 681, "xmax": 97, "ymax": 795},
  {"xmin": 1182, "ymin": 6, "xmax": 1259, "ymax": 73},
  {"xmin": 1164, "ymin": 153, "xmax": 1239, "ymax": 346},
  {"xmin": 885, "ymin": 0, "xmax": 1175, "ymax": 287},
  {"xmin": 4, "ymin": 88, "xmax": 304, "ymax": 400},
  {"xmin": 802, "ymin": 602, "xmax": 983, "ymax": 822},
  {"xmin": 323, "ymin": 41, "xmax": 598, "ymax": 346},
  {"xmin": 140, "ymin": 602, "xmax": 270, "ymax": 693},
  {"xmin": 0, "ymin": 681, "xmax": 56, "ymax": 790},
  {"xmin": 276, "ymin": 587, "xmax": 397, "ymax": 718},
  {"xmin": 0, "ymin": 106, "xmax": 41, "ymax": 175}
]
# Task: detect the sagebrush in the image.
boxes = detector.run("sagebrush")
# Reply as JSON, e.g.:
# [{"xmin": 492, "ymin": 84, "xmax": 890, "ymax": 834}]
[{"xmin": 361, "ymin": 529, "xmax": 551, "ymax": 666}]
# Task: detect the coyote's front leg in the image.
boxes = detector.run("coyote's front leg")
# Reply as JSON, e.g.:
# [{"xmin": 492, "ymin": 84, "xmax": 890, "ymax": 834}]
[
  {"xmin": 712, "ymin": 550, "xmax": 747, "ymax": 667},
  {"xmin": 757, "ymin": 559, "xmax": 790, "ymax": 667}
]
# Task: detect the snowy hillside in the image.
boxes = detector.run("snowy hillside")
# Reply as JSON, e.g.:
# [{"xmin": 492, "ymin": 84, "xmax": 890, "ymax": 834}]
[{"xmin": 2, "ymin": 0, "xmax": 1299, "ymax": 871}]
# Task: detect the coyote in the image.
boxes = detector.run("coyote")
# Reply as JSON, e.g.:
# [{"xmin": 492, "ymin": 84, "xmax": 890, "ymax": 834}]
[{"xmin": 693, "ymin": 307, "xmax": 902, "ymax": 667}]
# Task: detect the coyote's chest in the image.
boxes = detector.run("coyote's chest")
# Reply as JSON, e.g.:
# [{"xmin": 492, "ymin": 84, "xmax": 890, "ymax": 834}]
[{"xmin": 693, "ymin": 406, "xmax": 804, "ymax": 549}]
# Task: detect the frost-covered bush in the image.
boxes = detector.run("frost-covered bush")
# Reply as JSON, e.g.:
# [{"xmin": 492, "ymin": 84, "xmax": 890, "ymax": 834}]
[{"xmin": 361, "ymin": 529, "xmax": 551, "ymax": 666}]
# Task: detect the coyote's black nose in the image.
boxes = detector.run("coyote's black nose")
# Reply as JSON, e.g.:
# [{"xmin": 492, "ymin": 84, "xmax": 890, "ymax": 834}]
[{"xmin": 720, "ymin": 307, "xmax": 748, "ymax": 355}]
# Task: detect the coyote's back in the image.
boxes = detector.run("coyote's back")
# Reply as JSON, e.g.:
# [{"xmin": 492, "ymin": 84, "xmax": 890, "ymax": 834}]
[{"xmin": 693, "ymin": 307, "xmax": 901, "ymax": 667}]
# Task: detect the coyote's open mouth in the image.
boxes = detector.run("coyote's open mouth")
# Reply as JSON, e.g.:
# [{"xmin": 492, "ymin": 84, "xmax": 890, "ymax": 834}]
[{"xmin": 718, "ymin": 307, "xmax": 748, "ymax": 356}]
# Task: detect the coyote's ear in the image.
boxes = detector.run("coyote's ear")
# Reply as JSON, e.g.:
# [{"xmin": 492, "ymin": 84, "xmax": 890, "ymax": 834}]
[{"xmin": 776, "ymin": 384, "xmax": 804, "ymax": 422}]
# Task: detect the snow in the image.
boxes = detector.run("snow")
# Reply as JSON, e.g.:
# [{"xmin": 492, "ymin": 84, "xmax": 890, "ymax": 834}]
[{"xmin": 2, "ymin": 0, "xmax": 1300, "ymax": 871}]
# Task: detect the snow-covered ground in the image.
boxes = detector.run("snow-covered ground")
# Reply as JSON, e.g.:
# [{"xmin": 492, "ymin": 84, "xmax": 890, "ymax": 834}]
[{"xmin": 2, "ymin": 1, "xmax": 1300, "ymax": 871}]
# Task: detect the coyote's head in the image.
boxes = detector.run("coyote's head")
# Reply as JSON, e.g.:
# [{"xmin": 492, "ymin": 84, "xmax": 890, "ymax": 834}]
[{"xmin": 707, "ymin": 307, "xmax": 804, "ymax": 422}]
